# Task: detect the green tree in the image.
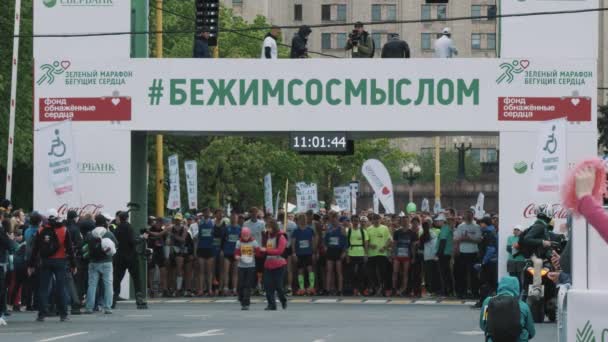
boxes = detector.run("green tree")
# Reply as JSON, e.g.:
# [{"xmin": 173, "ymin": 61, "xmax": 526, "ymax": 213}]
[
  {"xmin": 0, "ymin": 0, "xmax": 34, "ymax": 209},
  {"xmin": 417, "ymin": 151, "xmax": 481, "ymax": 184}
]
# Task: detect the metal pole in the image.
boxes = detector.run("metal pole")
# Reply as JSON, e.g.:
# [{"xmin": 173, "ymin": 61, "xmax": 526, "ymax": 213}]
[
  {"xmin": 155, "ymin": 0, "xmax": 165, "ymax": 218},
  {"xmin": 434, "ymin": 136, "xmax": 441, "ymax": 202},
  {"xmin": 5, "ymin": 0, "xmax": 21, "ymax": 201}
]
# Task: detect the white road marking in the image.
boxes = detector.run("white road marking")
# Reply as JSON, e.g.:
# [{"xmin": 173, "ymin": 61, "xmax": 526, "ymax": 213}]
[
  {"xmin": 413, "ymin": 300, "xmax": 437, "ymax": 305},
  {"xmin": 125, "ymin": 314, "xmax": 153, "ymax": 318},
  {"xmin": 38, "ymin": 332, "xmax": 89, "ymax": 342},
  {"xmin": 214, "ymin": 299, "xmax": 238, "ymax": 304},
  {"xmin": 455, "ymin": 331, "xmax": 485, "ymax": 336},
  {"xmin": 314, "ymin": 299, "xmax": 338, "ymax": 304},
  {"xmin": 178, "ymin": 329, "xmax": 225, "ymax": 338},
  {"xmin": 464, "ymin": 301, "xmax": 478, "ymax": 306},
  {"xmin": 165, "ymin": 299, "xmax": 189, "ymax": 303},
  {"xmin": 184, "ymin": 314, "xmax": 210, "ymax": 318},
  {"xmin": 312, "ymin": 334, "xmax": 334, "ymax": 342},
  {"xmin": 363, "ymin": 299, "xmax": 387, "ymax": 304}
]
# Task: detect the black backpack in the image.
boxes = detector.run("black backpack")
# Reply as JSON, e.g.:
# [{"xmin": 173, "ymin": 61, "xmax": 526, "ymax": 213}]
[
  {"xmin": 38, "ymin": 226, "xmax": 60, "ymax": 258},
  {"xmin": 347, "ymin": 228, "xmax": 366, "ymax": 249},
  {"xmin": 88, "ymin": 237, "xmax": 106, "ymax": 261},
  {"xmin": 485, "ymin": 295, "xmax": 522, "ymax": 342},
  {"xmin": 516, "ymin": 228, "xmax": 533, "ymax": 258}
]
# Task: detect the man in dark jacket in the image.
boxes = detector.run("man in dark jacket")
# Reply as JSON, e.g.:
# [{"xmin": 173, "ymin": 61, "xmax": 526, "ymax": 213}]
[
  {"xmin": 475, "ymin": 216, "xmax": 498, "ymax": 308},
  {"xmin": 66, "ymin": 211, "xmax": 83, "ymax": 314},
  {"xmin": 522, "ymin": 204, "xmax": 554, "ymax": 291},
  {"xmin": 112, "ymin": 211, "xmax": 146, "ymax": 308},
  {"xmin": 345, "ymin": 22, "xmax": 374, "ymax": 58},
  {"xmin": 381, "ymin": 33, "xmax": 410, "ymax": 58},
  {"xmin": 290, "ymin": 25, "xmax": 311, "ymax": 58},
  {"xmin": 193, "ymin": 30, "xmax": 212, "ymax": 58},
  {"xmin": 28, "ymin": 210, "xmax": 76, "ymax": 322},
  {"xmin": 0, "ymin": 223, "xmax": 14, "ymax": 322}
]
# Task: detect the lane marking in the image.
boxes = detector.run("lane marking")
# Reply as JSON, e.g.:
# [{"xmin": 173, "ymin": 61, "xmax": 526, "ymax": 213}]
[
  {"xmin": 314, "ymin": 299, "xmax": 338, "ymax": 304},
  {"xmin": 165, "ymin": 300, "xmax": 189, "ymax": 304},
  {"xmin": 413, "ymin": 300, "xmax": 437, "ymax": 305},
  {"xmin": 363, "ymin": 299, "xmax": 388, "ymax": 304},
  {"xmin": 214, "ymin": 299, "xmax": 238, "ymax": 304},
  {"xmin": 464, "ymin": 301, "xmax": 478, "ymax": 306},
  {"xmin": 38, "ymin": 332, "xmax": 89, "ymax": 342},
  {"xmin": 178, "ymin": 329, "xmax": 225, "ymax": 338},
  {"xmin": 184, "ymin": 314, "xmax": 210, "ymax": 318},
  {"xmin": 455, "ymin": 331, "xmax": 484, "ymax": 336},
  {"xmin": 125, "ymin": 314, "xmax": 153, "ymax": 318}
]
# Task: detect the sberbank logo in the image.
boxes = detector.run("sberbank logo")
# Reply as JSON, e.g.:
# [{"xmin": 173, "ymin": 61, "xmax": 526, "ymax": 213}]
[
  {"xmin": 577, "ymin": 320, "xmax": 595, "ymax": 342},
  {"xmin": 44, "ymin": 0, "xmax": 114, "ymax": 8}
]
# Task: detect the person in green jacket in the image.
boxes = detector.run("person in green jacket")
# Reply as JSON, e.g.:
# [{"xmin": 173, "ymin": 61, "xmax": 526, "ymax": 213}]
[
  {"xmin": 506, "ymin": 225, "xmax": 526, "ymax": 277},
  {"xmin": 480, "ymin": 276, "xmax": 536, "ymax": 342}
]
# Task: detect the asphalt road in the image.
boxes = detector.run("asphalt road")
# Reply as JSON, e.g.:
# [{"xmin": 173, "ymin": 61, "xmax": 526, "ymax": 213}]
[{"xmin": 0, "ymin": 302, "xmax": 557, "ymax": 342}]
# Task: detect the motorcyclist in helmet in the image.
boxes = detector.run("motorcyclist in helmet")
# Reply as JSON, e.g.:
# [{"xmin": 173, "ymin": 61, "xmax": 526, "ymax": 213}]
[{"xmin": 522, "ymin": 204, "xmax": 555, "ymax": 290}]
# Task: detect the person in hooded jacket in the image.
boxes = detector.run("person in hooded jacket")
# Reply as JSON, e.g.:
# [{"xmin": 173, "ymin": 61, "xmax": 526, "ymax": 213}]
[
  {"xmin": 290, "ymin": 25, "xmax": 311, "ymax": 58},
  {"xmin": 260, "ymin": 219, "xmax": 288, "ymax": 311},
  {"xmin": 475, "ymin": 216, "xmax": 498, "ymax": 308},
  {"xmin": 480, "ymin": 276, "xmax": 536, "ymax": 342},
  {"xmin": 84, "ymin": 215, "xmax": 117, "ymax": 315}
]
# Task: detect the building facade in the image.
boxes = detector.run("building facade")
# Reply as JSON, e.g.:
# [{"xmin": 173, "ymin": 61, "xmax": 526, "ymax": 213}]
[{"xmin": 223, "ymin": 0, "xmax": 498, "ymax": 58}]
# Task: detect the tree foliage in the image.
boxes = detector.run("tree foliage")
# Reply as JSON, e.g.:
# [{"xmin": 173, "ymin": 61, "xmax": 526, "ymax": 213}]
[
  {"xmin": 598, "ymin": 105, "xmax": 608, "ymax": 153},
  {"xmin": 417, "ymin": 151, "xmax": 482, "ymax": 184},
  {"xmin": 0, "ymin": 0, "xmax": 34, "ymax": 208}
]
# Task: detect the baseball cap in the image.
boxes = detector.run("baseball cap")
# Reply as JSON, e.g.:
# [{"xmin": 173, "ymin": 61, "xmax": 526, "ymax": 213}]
[
  {"xmin": 442, "ymin": 27, "xmax": 451, "ymax": 35},
  {"xmin": 514, "ymin": 225, "xmax": 523, "ymax": 231},
  {"xmin": 339, "ymin": 216, "xmax": 351, "ymax": 223},
  {"xmin": 359, "ymin": 216, "xmax": 369, "ymax": 222},
  {"xmin": 46, "ymin": 208, "xmax": 59, "ymax": 219}
]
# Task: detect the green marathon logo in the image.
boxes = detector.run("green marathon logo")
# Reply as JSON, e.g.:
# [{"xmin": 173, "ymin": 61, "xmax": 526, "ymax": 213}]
[
  {"xmin": 497, "ymin": 59, "xmax": 529, "ymax": 84},
  {"xmin": 43, "ymin": 0, "xmax": 57, "ymax": 8},
  {"xmin": 37, "ymin": 61, "xmax": 70, "ymax": 86},
  {"xmin": 576, "ymin": 320, "xmax": 596, "ymax": 342},
  {"xmin": 513, "ymin": 161, "xmax": 528, "ymax": 174},
  {"xmin": 43, "ymin": 0, "xmax": 113, "ymax": 8}
]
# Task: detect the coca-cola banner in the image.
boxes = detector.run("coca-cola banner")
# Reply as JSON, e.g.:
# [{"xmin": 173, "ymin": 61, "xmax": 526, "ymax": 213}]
[{"xmin": 498, "ymin": 130, "xmax": 596, "ymax": 279}]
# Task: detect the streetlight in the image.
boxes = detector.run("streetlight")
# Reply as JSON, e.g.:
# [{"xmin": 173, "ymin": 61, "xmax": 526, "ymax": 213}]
[
  {"xmin": 453, "ymin": 136, "xmax": 473, "ymax": 180},
  {"xmin": 402, "ymin": 163, "xmax": 422, "ymax": 203}
]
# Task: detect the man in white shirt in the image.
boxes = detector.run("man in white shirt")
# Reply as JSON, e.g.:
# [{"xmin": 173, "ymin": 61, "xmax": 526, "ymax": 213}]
[
  {"xmin": 453, "ymin": 209, "xmax": 481, "ymax": 299},
  {"xmin": 261, "ymin": 25, "xmax": 281, "ymax": 59},
  {"xmin": 433, "ymin": 27, "xmax": 458, "ymax": 58}
]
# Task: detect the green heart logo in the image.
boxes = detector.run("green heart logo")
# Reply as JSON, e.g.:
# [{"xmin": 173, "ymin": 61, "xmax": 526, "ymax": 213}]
[
  {"xmin": 43, "ymin": 0, "xmax": 57, "ymax": 8},
  {"xmin": 513, "ymin": 161, "xmax": 528, "ymax": 174}
]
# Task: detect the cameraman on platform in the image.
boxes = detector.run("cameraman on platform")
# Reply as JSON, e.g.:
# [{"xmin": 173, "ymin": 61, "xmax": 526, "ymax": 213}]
[{"xmin": 345, "ymin": 22, "xmax": 374, "ymax": 58}]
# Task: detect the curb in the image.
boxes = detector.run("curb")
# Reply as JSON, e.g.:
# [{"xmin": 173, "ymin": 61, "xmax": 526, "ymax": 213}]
[{"xmin": 119, "ymin": 298, "xmax": 478, "ymax": 306}]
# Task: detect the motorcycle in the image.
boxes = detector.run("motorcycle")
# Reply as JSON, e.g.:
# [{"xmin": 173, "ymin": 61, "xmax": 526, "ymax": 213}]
[{"xmin": 520, "ymin": 258, "xmax": 557, "ymax": 323}]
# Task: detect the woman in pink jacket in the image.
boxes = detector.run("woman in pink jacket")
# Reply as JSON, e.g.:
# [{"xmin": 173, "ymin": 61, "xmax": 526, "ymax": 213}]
[
  {"xmin": 573, "ymin": 166, "xmax": 608, "ymax": 244},
  {"xmin": 260, "ymin": 219, "xmax": 288, "ymax": 311}
]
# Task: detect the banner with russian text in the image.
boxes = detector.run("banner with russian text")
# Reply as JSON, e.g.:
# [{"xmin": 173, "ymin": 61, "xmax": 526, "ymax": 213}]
[
  {"xmin": 167, "ymin": 154, "xmax": 181, "ymax": 210},
  {"xmin": 40, "ymin": 120, "xmax": 79, "ymax": 201},
  {"xmin": 296, "ymin": 182, "xmax": 318, "ymax": 213},
  {"xmin": 333, "ymin": 186, "xmax": 351, "ymax": 212},
  {"xmin": 264, "ymin": 173, "xmax": 273, "ymax": 216},
  {"xmin": 184, "ymin": 160, "xmax": 197, "ymax": 210},
  {"xmin": 533, "ymin": 119, "xmax": 567, "ymax": 204}
]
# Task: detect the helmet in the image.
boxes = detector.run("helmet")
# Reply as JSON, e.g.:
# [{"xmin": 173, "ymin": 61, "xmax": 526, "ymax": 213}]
[{"xmin": 534, "ymin": 204, "xmax": 555, "ymax": 222}]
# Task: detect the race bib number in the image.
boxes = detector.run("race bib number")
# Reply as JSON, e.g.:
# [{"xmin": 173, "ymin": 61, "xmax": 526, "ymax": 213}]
[
  {"xmin": 299, "ymin": 240, "xmax": 310, "ymax": 249},
  {"xmin": 228, "ymin": 234, "xmax": 239, "ymax": 243},
  {"xmin": 329, "ymin": 237, "xmax": 339, "ymax": 247},
  {"xmin": 213, "ymin": 238, "xmax": 221, "ymax": 247},
  {"xmin": 201, "ymin": 229, "xmax": 212, "ymax": 237},
  {"xmin": 397, "ymin": 247, "xmax": 409, "ymax": 257},
  {"xmin": 266, "ymin": 239, "xmax": 275, "ymax": 249},
  {"xmin": 241, "ymin": 245, "xmax": 254, "ymax": 257}
]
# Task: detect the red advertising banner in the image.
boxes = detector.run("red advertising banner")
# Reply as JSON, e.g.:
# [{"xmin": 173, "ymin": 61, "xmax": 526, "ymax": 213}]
[
  {"xmin": 39, "ymin": 97, "xmax": 131, "ymax": 122},
  {"xmin": 498, "ymin": 96, "xmax": 591, "ymax": 122}
]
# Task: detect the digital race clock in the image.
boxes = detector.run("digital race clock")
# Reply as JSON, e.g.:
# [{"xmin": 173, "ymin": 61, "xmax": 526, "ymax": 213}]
[{"xmin": 290, "ymin": 132, "xmax": 349, "ymax": 153}]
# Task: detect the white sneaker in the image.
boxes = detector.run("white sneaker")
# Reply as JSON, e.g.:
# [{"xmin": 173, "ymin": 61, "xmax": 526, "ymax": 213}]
[{"xmin": 0, "ymin": 317, "xmax": 7, "ymax": 326}]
